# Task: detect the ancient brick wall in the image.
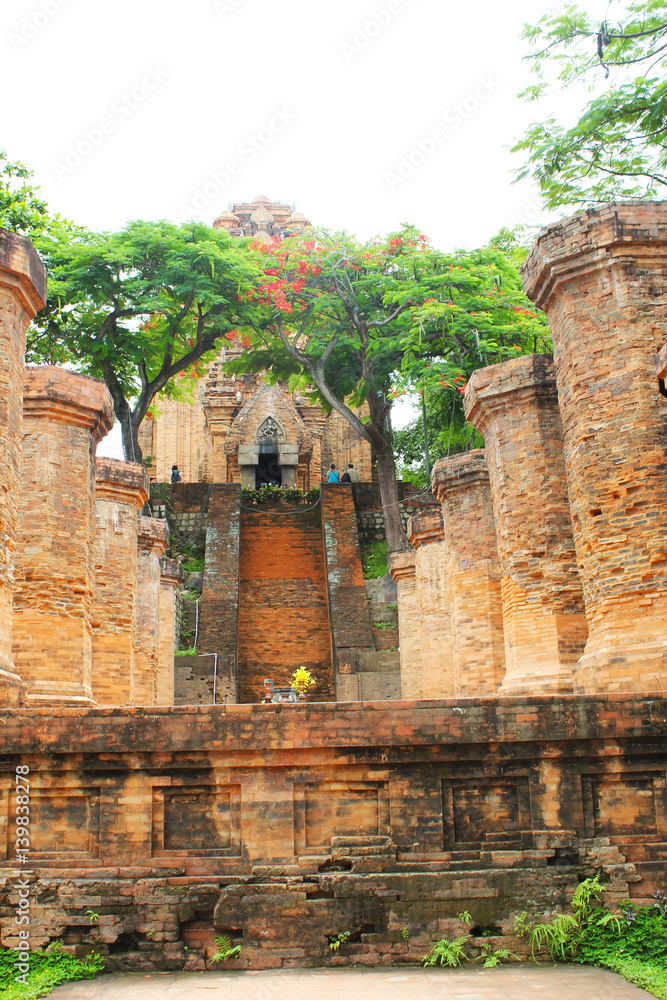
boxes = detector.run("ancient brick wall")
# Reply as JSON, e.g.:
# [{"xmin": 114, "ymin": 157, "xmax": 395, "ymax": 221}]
[
  {"xmin": 432, "ymin": 451, "xmax": 506, "ymax": 697},
  {"xmin": 135, "ymin": 517, "xmax": 169, "ymax": 705},
  {"xmin": 464, "ymin": 354, "xmax": 588, "ymax": 695},
  {"xmin": 522, "ymin": 202, "xmax": 667, "ymax": 693},
  {"xmin": 237, "ymin": 503, "xmax": 334, "ymax": 702},
  {"xmin": 0, "ymin": 231, "xmax": 46, "ymax": 707},
  {"xmin": 91, "ymin": 460, "xmax": 148, "ymax": 706},
  {"xmin": 13, "ymin": 368, "xmax": 114, "ymax": 707},
  {"xmin": 408, "ymin": 506, "xmax": 453, "ymax": 699},
  {"xmin": 197, "ymin": 485, "xmax": 242, "ymax": 692},
  {"xmin": 157, "ymin": 558, "xmax": 184, "ymax": 705},
  {"xmin": 389, "ymin": 552, "xmax": 423, "ymax": 699},
  {"xmin": 0, "ymin": 696, "xmax": 664, "ymax": 970},
  {"xmin": 321, "ymin": 484, "xmax": 374, "ymax": 656}
]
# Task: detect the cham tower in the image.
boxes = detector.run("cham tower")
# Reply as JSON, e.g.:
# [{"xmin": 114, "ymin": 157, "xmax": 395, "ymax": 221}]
[{"xmin": 139, "ymin": 196, "xmax": 373, "ymax": 486}]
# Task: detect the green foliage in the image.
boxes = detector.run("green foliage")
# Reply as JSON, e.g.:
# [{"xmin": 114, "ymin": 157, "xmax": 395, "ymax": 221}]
[
  {"xmin": 360, "ymin": 541, "xmax": 389, "ymax": 579},
  {"xmin": 373, "ymin": 621, "xmax": 395, "ymax": 630},
  {"xmin": 182, "ymin": 555, "xmax": 204, "ymax": 575},
  {"xmin": 241, "ymin": 485, "xmax": 320, "ymax": 505},
  {"xmin": 329, "ymin": 931, "xmax": 350, "ymax": 952},
  {"xmin": 29, "ymin": 219, "xmax": 262, "ymax": 459},
  {"xmin": 458, "ymin": 911, "xmax": 473, "ymax": 925},
  {"xmin": 85, "ymin": 911, "xmax": 99, "ymax": 925},
  {"xmin": 174, "ymin": 647, "xmax": 198, "ymax": 657},
  {"xmin": 578, "ymin": 899, "xmax": 667, "ymax": 969},
  {"xmin": 401, "ymin": 926, "xmax": 410, "ymax": 941},
  {"xmin": 530, "ymin": 913, "xmax": 582, "ymax": 961},
  {"xmin": 597, "ymin": 955, "xmax": 667, "ymax": 999},
  {"xmin": 513, "ymin": 1, "xmax": 667, "ymax": 207},
  {"xmin": 481, "ymin": 944, "xmax": 518, "ymax": 968},
  {"xmin": 0, "ymin": 943, "xmax": 103, "ymax": 999},
  {"xmin": 421, "ymin": 936, "xmax": 469, "ymax": 967},
  {"xmin": 210, "ymin": 935, "xmax": 242, "ymax": 963},
  {"xmin": 513, "ymin": 911, "xmax": 532, "ymax": 939},
  {"xmin": 0, "ymin": 151, "xmax": 48, "ymax": 237}
]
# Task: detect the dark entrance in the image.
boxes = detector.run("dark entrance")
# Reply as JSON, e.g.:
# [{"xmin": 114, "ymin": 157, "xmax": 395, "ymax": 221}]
[{"xmin": 255, "ymin": 450, "xmax": 282, "ymax": 487}]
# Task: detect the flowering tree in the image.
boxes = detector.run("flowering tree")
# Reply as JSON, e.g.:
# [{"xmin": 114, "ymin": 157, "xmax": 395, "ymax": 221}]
[
  {"xmin": 29, "ymin": 220, "xmax": 261, "ymax": 461},
  {"xmin": 229, "ymin": 226, "xmax": 549, "ymax": 553}
]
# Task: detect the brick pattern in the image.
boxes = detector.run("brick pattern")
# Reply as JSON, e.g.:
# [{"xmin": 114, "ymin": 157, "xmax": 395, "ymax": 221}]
[
  {"xmin": 135, "ymin": 517, "xmax": 170, "ymax": 705},
  {"xmin": 0, "ymin": 230, "xmax": 46, "ymax": 706},
  {"xmin": 465, "ymin": 355, "xmax": 588, "ymax": 695},
  {"xmin": 389, "ymin": 552, "xmax": 423, "ymax": 698},
  {"xmin": 13, "ymin": 368, "xmax": 114, "ymax": 707},
  {"xmin": 321, "ymin": 484, "xmax": 374, "ymax": 655},
  {"xmin": 408, "ymin": 507, "xmax": 453, "ymax": 699},
  {"xmin": 237, "ymin": 503, "xmax": 334, "ymax": 702},
  {"xmin": 91, "ymin": 459, "xmax": 148, "ymax": 706},
  {"xmin": 197, "ymin": 486, "xmax": 242, "ymax": 687},
  {"xmin": 522, "ymin": 202, "xmax": 667, "ymax": 692},
  {"xmin": 432, "ymin": 451, "xmax": 506, "ymax": 696},
  {"xmin": 158, "ymin": 558, "xmax": 184, "ymax": 705},
  {"xmin": 0, "ymin": 696, "xmax": 664, "ymax": 969}
]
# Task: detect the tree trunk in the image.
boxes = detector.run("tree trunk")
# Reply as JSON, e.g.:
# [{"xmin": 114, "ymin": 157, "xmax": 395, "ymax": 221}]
[
  {"xmin": 117, "ymin": 403, "xmax": 144, "ymax": 464},
  {"xmin": 375, "ymin": 439, "xmax": 409, "ymax": 554}
]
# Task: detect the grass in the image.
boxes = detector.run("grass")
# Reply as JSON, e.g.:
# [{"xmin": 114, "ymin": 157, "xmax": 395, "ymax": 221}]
[
  {"xmin": 360, "ymin": 540, "xmax": 389, "ymax": 579},
  {"xmin": 0, "ymin": 944, "xmax": 103, "ymax": 999}
]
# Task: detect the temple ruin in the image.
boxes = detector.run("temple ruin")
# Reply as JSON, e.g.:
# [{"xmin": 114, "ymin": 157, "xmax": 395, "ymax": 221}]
[{"xmin": 0, "ymin": 202, "xmax": 666, "ymax": 971}]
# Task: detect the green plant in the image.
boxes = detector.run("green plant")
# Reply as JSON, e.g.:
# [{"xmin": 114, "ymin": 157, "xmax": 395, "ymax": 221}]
[
  {"xmin": 373, "ymin": 621, "xmax": 395, "ymax": 630},
  {"xmin": 329, "ymin": 931, "xmax": 350, "ymax": 952},
  {"xmin": 480, "ymin": 943, "xmax": 517, "ymax": 968},
  {"xmin": 513, "ymin": 911, "xmax": 532, "ymax": 939},
  {"xmin": 210, "ymin": 934, "xmax": 242, "ymax": 963},
  {"xmin": 458, "ymin": 911, "xmax": 473, "ymax": 925},
  {"xmin": 85, "ymin": 911, "xmax": 99, "ymax": 925},
  {"xmin": 401, "ymin": 926, "xmax": 410, "ymax": 941},
  {"xmin": 0, "ymin": 943, "xmax": 103, "ymax": 999},
  {"xmin": 529, "ymin": 874, "xmax": 606, "ymax": 961},
  {"xmin": 421, "ymin": 936, "xmax": 469, "ymax": 967},
  {"xmin": 360, "ymin": 541, "xmax": 388, "ymax": 580}
]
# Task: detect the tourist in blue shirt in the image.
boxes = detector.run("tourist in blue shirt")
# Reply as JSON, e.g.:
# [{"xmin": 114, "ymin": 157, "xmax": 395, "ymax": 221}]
[{"xmin": 327, "ymin": 463, "xmax": 340, "ymax": 483}]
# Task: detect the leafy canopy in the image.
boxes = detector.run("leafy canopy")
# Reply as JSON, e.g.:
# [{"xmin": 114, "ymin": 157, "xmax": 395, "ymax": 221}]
[
  {"xmin": 0, "ymin": 148, "xmax": 49, "ymax": 236},
  {"xmin": 513, "ymin": 1, "xmax": 667, "ymax": 208},
  {"xmin": 29, "ymin": 219, "xmax": 262, "ymax": 459}
]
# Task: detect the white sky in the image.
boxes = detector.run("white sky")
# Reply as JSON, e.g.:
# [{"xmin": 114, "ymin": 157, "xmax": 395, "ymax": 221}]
[{"xmin": 1, "ymin": 0, "xmax": 610, "ymax": 453}]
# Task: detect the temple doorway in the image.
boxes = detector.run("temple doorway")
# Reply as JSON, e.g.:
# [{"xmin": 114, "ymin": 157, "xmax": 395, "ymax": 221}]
[{"xmin": 255, "ymin": 449, "xmax": 282, "ymax": 487}]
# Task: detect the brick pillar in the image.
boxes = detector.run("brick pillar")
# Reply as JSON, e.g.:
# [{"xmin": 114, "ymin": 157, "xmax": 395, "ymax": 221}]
[
  {"xmin": 389, "ymin": 551, "xmax": 423, "ymax": 699},
  {"xmin": 464, "ymin": 354, "xmax": 588, "ymax": 694},
  {"xmin": 0, "ymin": 231, "xmax": 46, "ymax": 706},
  {"xmin": 91, "ymin": 459, "xmax": 149, "ymax": 706},
  {"xmin": 14, "ymin": 368, "xmax": 114, "ymax": 706},
  {"xmin": 432, "ymin": 450, "xmax": 505, "ymax": 696},
  {"xmin": 522, "ymin": 203, "xmax": 667, "ymax": 692},
  {"xmin": 157, "ymin": 557, "xmax": 184, "ymax": 705},
  {"xmin": 407, "ymin": 506, "xmax": 453, "ymax": 698},
  {"xmin": 135, "ymin": 516, "xmax": 170, "ymax": 705}
]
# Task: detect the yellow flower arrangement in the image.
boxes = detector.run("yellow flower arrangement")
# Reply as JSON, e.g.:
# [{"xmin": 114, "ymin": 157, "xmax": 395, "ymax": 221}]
[{"xmin": 290, "ymin": 667, "xmax": 315, "ymax": 692}]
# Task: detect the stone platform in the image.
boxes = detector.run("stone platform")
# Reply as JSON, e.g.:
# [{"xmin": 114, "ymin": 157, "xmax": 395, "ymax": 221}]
[{"xmin": 0, "ymin": 696, "xmax": 665, "ymax": 971}]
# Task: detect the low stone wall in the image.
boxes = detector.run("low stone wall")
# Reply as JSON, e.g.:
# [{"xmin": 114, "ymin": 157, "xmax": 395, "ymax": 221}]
[{"xmin": 0, "ymin": 696, "xmax": 663, "ymax": 971}]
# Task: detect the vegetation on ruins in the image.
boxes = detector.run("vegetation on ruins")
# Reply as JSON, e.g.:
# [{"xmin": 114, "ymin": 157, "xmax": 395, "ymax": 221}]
[
  {"xmin": 27, "ymin": 219, "xmax": 262, "ymax": 462},
  {"xmin": 513, "ymin": 0, "xmax": 667, "ymax": 207},
  {"xmin": 359, "ymin": 541, "xmax": 389, "ymax": 579},
  {"xmin": 227, "ymin": 226, "xmax": 548, "ymax": 552},
  {"xmin": 0, "ymin": 942, "xmax": 103, "ymax": 999},
  {"xmin": 210, "ymin": 934, "xmax": 242, "ymax": 963}
]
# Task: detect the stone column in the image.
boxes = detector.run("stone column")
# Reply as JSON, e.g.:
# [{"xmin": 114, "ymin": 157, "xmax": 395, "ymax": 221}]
[
  {"xmin": 464, "ymin": 354, "xmax": 588, "ymax": 695},
  {"xmin": 432, "ymin": 451, "xmax": 506, "ymax": 696},
  {"xmin": 135, "ymin": 516, "xmax": 170, "ymax": 705},
  {"xmin": 91, "ymin": 459, "xmax": 149, "ymax": 706},
  {"xmin": 14, "ymin": 368, "xmax": 114, "ymax": 706},
  {"xmin": 407, "ymin": 506, "xmax": 453, "ymax": 698},
  {"xmin": 389, "ymin": 551, "xmax": 423, "ymax": 699},
  {"xmin": 157, "ymin": 557, "xmax": 184, "ymax": 705},
  {"xmin": 522, "ymin": 203, "xmax": 667, "ymax": 693},
  {"xmin": 0, "ymin": 231, "xmax": 46, "ymax": 706}
]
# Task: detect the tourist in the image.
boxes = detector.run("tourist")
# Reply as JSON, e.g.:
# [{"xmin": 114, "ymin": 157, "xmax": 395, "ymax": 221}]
[
  {"xmin": 341, "ymin": 463, "xmax": 360, "ymax": 483},
  {"xmin": 327, "ymin": 463, "xmax": 340, "ymax": 483},
  {"xmin": 170, "ymin": 464, "xmax": 182, "ymax": 483}
]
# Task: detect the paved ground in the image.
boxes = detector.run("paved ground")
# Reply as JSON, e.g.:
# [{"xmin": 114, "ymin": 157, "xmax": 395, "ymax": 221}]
[{"xmin": 49, "ymin": 965, "xmax": 655, "ymax": 999}]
